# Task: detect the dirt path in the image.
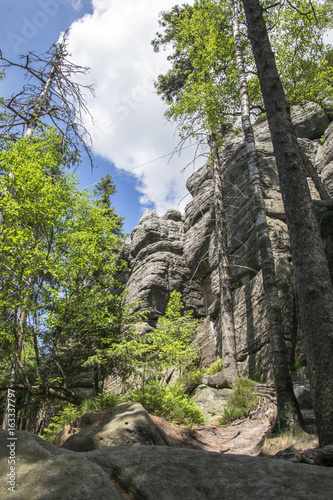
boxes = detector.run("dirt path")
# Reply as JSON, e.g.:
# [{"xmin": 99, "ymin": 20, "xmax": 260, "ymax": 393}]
[{"xmin": 152, "ymin": 412, "xmax": 272, "ymax": 455}]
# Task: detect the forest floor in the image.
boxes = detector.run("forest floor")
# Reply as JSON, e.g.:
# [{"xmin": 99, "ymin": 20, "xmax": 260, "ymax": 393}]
[{"xmin": 54, "ymin": 386, "xmax": 318, "ymax": 458}]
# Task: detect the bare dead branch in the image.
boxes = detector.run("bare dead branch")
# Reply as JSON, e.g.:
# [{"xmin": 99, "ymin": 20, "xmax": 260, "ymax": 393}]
[{"xmin": 0, "ymin": 35, "xmax": 95, "ymax": 168}]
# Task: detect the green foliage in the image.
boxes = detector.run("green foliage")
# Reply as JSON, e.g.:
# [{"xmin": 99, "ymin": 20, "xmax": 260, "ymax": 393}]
[
  {"xmin": 42, "ymin": 381, "xmax": 204, "ymax": 441},
  {"xmin": 291, "ymin": 361, "xmax": 309, "ymax": 383},
  {"xmin": 149, "ymin": 291, "xmax": 201, "ymax": 370},
  {"xmin": 97, "ymin": 291, "xmax": 201, "ymax": 389},
  {"xmin": 131, "ymin": 382, "xmax": 205, "ymax": 425},
  {"xmin": 293, "ymin": 360, "xmax": 305, "ymax": 371},
  {"xmin": 83, "ymin": 301, "xmax": 150, "ymax": 378},
  {"xmin": 267, "ymin": 0, "xmax": 333, "ymax": 105},
  {"xmin": 178, "ymin": 367, "xmax": 204, "ymax": 394},
  {"xmin": 204, "ymin": 358, "xmax": 223, "ymax": 375},
  {"xmin": 0, "ymin": 129, "xmax": 126, "ymax": 407},
  {"xmin": 153, "ymin": 0, "xmax": 239, "ymax": 138},
  {"xmin": 154, "ymin": 0, "xmax": 333, "ymax": 145},
  {"xmin": 42, "ymin": 392, "xmax": 124, "ymax": 441},
  {"xmin": 42, "ymin": 403, "xmax": 80, "ymax": 441},
  {"xmin": 79, "ymin": 393, "xmax": 124, "ymax": 413},
  {"xmin": 249, "ymin": 366, "xmax": 263, "ymax": 383},
  {"xmin": 93, "ymin": 174, "xmax": 124, "ymax": 235},
  {"xmin": 219, "ymin": 378, "xmax": 258, "ymax": 425},
  {"xmin": 254, "ymin": 113, "xmax": 267, "ymax": 125}
]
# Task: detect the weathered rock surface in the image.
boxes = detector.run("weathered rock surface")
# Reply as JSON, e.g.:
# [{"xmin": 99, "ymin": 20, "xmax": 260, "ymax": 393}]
[
  {"xmin": 121, "ymin": 103, "xmax": 333, "ymax": 382},
  {"xmin": 315, "ymin": 122, "xmax": 333, "ymax": 196},
  {"xmin": 294, "ymin": 384, "xmax": 313, "ymax": 410},
  {"xmin": 191, "ymin": 385, "xmax": 231, "ymax": 423},
  {"xmin": 291, "ymin": 101, "xmax": 330, "ymax": 140},
  {"xmin": 61, "ymin": 402, "xmax": 169, "ymax": 451},
  {"xmin": 2, "ymin": 429, "xmax": 333, "ymax": 500},
  {"xmin": 0, "ymin": 430, "xmax": 124, "ymax": 500},
  {"xmin": 123, "ymin": 210, "xmax": 204, "ymax": 319}
]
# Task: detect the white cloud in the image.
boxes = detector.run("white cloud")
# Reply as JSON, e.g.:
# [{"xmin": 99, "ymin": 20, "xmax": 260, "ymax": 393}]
[{"xmin": 66, "ymin": 0, "xmax": 201, "ymax": 215}]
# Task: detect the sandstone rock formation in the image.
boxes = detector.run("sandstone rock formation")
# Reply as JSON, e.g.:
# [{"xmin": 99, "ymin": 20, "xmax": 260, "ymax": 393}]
[
  {"xmin": 122, "ymin": 103, "xmax": 333, "ymax": 382},
  {"xmin": 123, "ymin": 209, "xmax": 204, "ymax": 320},
  {"xmin": 1, "ymin": 429, "xmax": 333, "ymax": 500},
  {"xmin": 190, "ymin": 385, "xmax": 232, "ymax": 424},
  {"xmin": 61, "ymin": 402, "xmax": 170, "ymax": 451}
]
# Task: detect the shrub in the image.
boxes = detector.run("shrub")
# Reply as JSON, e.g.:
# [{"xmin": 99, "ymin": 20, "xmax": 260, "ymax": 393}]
[
  {"xmin": 42, "ymin": 393, "xmax": 123, "ymax": 442},
  {"xmin": 103, "ymin": 291, "xmax": 201, "ymax": 390},
  {"xmin": 178, "ymin": 367, "xmax": 204, "ymax": 394},
  {"xmin": 131, "ymin": 382, "xmax": 205, "ymax": 425},
  {"xmin": 249, "ymin": 365, "xmax": 263, "ymax": 383},
  {"xmin": 80, "ymin": 393, "xmax": 123, "ymax": 413},
  {"xmin": 204, "ymin": 358, "xmax": 223, "ymax": 375},
  {"xmin": 42, "ymin": 403, "xmax": 80, "ymax": 441},
  {"xmin": 219, "ymin": 378, "xmax": 258, "ymax": 425}
]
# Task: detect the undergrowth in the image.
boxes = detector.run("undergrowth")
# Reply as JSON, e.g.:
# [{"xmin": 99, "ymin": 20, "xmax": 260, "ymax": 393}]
[
  {"xmin": 204, "ymin": 358, "xmax": 223, "ymax": 375},
  {"xmin": 291, "ymin": 361, "xmax": 309, "ymax": 383},
  {"xmin": 41, "ymin": 393, "xmax": 124, "ymax": 442},
  {"xmin": 179, "ymin": 367, "xmax": 204, "ymax": 393},
  {"xmin": 219, "ymin": 377, "xmax": 258, "ymax": 425},
  {"xmin": 131, "ymin": 381, "xmax": 205, "ymax": 425},
  {"xmin": 173, "ymin": 358, "xmax": 223, "ymax": 394},
  {"xmin": 80, "ymin": 393, "xmax": 123, "ymax": 413}
]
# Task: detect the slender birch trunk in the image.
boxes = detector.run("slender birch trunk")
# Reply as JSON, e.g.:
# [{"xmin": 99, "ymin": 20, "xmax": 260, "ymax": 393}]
[
  {"xmin": 242, "ymin": 0, "xmax": 333, "ymax": 446},
  {"xmin": 232, "ymin": 0, "xmax": 303, "ymax": 431}
]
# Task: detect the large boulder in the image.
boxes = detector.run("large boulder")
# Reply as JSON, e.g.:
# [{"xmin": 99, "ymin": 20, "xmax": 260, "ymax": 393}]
[
  {"xmin": 2, "ymin": 429, "xmax": 333, "ymax": 500},
  {"xmin": 291, "ymin": 102, "xmax": 330, "ymax": 140},
  {"xmin": 61, "ymin": 402, "xmax": 170, "ymax": 451},
  {"xmin": 0, "ymin": 430, "xmax": 123, "ymax": 500}
]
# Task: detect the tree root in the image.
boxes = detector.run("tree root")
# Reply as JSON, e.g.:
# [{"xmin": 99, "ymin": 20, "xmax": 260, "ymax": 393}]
[{"xmin": 276, "ymin": 445, "xmax": 333, "ymax": 466}]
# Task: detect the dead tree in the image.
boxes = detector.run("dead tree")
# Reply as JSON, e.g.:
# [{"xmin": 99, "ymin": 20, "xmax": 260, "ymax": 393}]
[{"xmin": 0, "ymin": 34, "xmax": 95, "ymax": 166}]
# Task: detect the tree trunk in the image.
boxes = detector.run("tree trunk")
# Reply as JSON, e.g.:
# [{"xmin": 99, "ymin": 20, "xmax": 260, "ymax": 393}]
[
  {"xmin": 232, "ymin": 0, "xmax": 303, "ymax": 432},
  {"xmin": 301, "ymin": 152, "xmax": 330, "ymax": 201},
  {"xmin": 242, "ymin": 0, "xmax": 333, "ymax": 446},
  {"xmin": 210, "ymin": 133, "xmax": 239, "ymax": 387},
  {"xmin": 25, "ymin": 52, "xmax": 60, "ymax": 137},
  {"xmin": 2, "ymin": 310, "xmax": 25, "ymax": 430}
]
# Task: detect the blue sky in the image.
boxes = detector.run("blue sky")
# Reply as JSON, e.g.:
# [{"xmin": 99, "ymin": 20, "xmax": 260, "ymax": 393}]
[
  {"xmin": 1, "ymin": 1, "xmax": 332, "ymax": 234},
  {"xmin": 0, "ymin": 0, "xmax": 201, "ymax": 234}
]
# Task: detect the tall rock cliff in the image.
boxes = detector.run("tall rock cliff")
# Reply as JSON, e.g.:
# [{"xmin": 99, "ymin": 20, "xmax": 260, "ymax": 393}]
[
  {"xmin": 123, "ymin": 209, "xmax": 204, "ymax": 320},
  {"xmin": 122, "ymin": 103, "xmax": 333, "ymax": 381}
]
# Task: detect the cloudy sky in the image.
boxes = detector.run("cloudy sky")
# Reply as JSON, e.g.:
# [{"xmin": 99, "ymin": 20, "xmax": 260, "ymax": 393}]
[
  {"xmin": 1, "ymin": 0, "xmax": 332, "ymax": 233},
  {"xmin": 1, "ymin": 0, "xmax": 200, "ymax": 233}
]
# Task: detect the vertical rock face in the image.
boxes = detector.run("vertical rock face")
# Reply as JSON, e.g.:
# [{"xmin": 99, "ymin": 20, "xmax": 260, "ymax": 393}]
[
  {"xmin": 123, "ymin": 209, "xmax": 204, "ymax": 320},
  {"xmin": 315, "ymin": 121, "xmax": 333, "ymax": 196},
  {"xmin": 123, "ymin": 103, "xmax": 333, "ymax": 381}
]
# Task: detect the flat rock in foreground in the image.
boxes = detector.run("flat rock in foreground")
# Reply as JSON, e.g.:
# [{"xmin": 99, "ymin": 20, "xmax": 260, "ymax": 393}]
[{"xmin": 1, "ymin": 430, "xmax": 333, "ymax": 499}]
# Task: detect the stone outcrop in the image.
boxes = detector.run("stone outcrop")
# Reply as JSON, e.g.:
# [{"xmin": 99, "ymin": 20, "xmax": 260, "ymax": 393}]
[
  {"xmin": 122, "ymin": 103, "xmax": 333, "ymax": 381},
  {"xmin": 2, "ymin": 429, "xmax": 333, "ymax": 500},
  {"xmin": 191, "ymin": 385, "xmax": 231, "ymax": 424},
  {"xmin": 61, "ymin": 402, "xmax": 170, "ymax": 451},
  {"xmin": 123, "ymin": 209, "xmax": 204, "ymax": 319}
]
